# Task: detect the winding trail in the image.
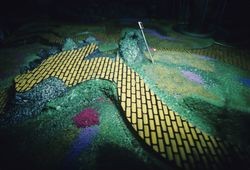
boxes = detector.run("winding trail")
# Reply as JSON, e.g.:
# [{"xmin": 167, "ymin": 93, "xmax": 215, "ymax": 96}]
[{"xmin": 14, "ymin": 44, "xmax": 250, "ymax": 170}]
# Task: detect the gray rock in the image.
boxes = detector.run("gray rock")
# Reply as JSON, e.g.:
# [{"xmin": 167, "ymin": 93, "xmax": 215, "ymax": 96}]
[
  {"xmin": 62, "ymin": 38, "xmax": 78, "ymax": 51},
  {"xmin": 85, "ymin": 36, "xmax": 99, "ymax": 44},
  {"xmin": 119, "ymin": 29, "xmax": 146, "ymax": 64},
  {"xmin": 2, "ymin": 77, "xmax": 67, "ymax": 125}
]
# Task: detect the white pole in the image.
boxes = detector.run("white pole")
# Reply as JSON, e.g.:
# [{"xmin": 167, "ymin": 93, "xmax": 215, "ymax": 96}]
[{"xmin": 138, "ymin": 21, "xmax": 154, "ymax": 64}]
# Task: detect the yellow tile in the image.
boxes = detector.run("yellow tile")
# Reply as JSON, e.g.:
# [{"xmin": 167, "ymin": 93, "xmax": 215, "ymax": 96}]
[
  {"xmin": 136, "ymin": 91, "xmax": 141, "ymax": 99},
  {"xmin": 136, "ymin": 75, "xmax": 140, "ymax": 82},
  {"xmin": 122, "ymin": 85, "xmax": 126, "ymax": 93},
  {"xmin": 153, "ymin": 105, "xmax": 158, "ymax": 114},
  {"xmin": 131, "ymin": 79, "xmax": 136, "ymax": 87},
  {"xmin": 183, "ymin": 140, "xmax": 191, "ymax": 154},
  {"xmin": 127, "ymin": 117, "xmax": 131, "ymax": 123},
  {"xmin": 165, "ymin": 115, "xmax": 171, "ymax": 126},
  {"xmin": 127, "ymin": 82, "xmax": 131, "ymax": 89},
  {"xmin": 127, "ymin": 90, "xmax": 131, "ymax": 98},
  {"xmin": 179, "ymin": 147, "xmax": 187, "ymax": 161},
  {"xmin": 146, "ymin": 91, "xmax": 151, "ymax": 100},
  {"xmin": 196, "ymin": 141, "xmax": 204, "ymax": 154},
  {"xmin": 187, "ymin": 134, "xmax": 194, "ymax": 146},
  {"xmin": 121, "ymin": 101, "xmax": 126, "ymax": 109},
  {"xmin": 145, "ymin": 138, "xmax": 151, "ymax": 146},
  {"xmin": 151, "ymin": 96, "xmax": 156, "ymax": 105},
  {"xmin": 144, "ymin": 125, "xmax": 150, "ymax": 137},
  {"xmin": 126, "ymin": 98, "xmax": 131, "ymax": 107},
  {"xmin": 138, "ymin": 130, "xmax": 144, "ymax": 139},
  {"xmin": 168, "ymin": 127, "xmax": 174, "ymax": 139},
  {"xmin": 131, "ymin": 103, "xmax": 136, "ymax": 113},
  {"xmin": 147, "ymin": 100, "xmax": 152, "ymax": 109},
  {"xmin": 148, "ymin": 109, "xmax": 153, "ymax": 119},
  {"xmin": 157, "ymin": 100, "xmax": 162, "ymax": 110},
  {"xmin": 131, "ymin": 94, "xmax": 136, "ymax": 103},
  {"xmin": 138, "ymin": 119, "xmax": 143, "ymax": 130},
  {"xmin": 191, "ymin": 128, "xmax": 198, "ymax": 140},
  {"xmin": 169, "ymin": 110, "xmax": 175, "ymax": 120},
  {"xmin": 166, "ymin": 146, "xmax": 174, "ymax": 161},
  {"xmin": 136, "ymin": 99, "xmax": 141, "ymax": 108},
  {"xmin": 141, "ymin": 96, "xmax": 146, "ymax": 104},
  {"xmin": 158, "ymin": 139, "xmax": 165, "ymax": 153},
  {"xmin": 126, "ymin": 108, "xmax": 131, "ymax": 117},
  {"xmin": 171, "ymin": 139, "xmax": 178, "ymax": 153},
  {"xmin": 183, "ymin": 122, "xmax": 190, "ymax": 133},
  {"xmin": 132, "ymin": 112, "xmax": 136, "ymax": 124},
  {"xmin": 151, "ymin": 131, "xmax": 157, "ymax": 144},
  {"xmin": 172, "ymin": 121, "xmax": 179, "ymax": 133},
  {"xmin": 156, "ymin": 126, "xmax": 162, "ymax": 138},
  {"xmin": 142, "ymin": 104, "xmax": 147, "ymax": 114},
  {"xmin": 136, "ymin": 83, "xmax": 140, "ymax": 91},
  {"xmin": 137, "ymin": 108, "xmax": 142, "ymax": 118},
  {"xmin": 198, "ymin": 135, "xmax": 206, "ymax": 147},
  {"xmin": 161, "ymin": 121, "xmax": 167, "ymax": 131},
  {"xmin": 143, "ymin": 114, "xmax": 148, "ymax": 124},
  {"xmin": 154, "ymin": 115, "xmax": 160, "ymax": 126},
  {"xmin": 176, "ymin": 132, "xmax": 185, "ymax": 145},
  {"xmin": 30, "ymin": 80, "xmax": 36, "ymax": 87},
  {"xmin": 153, "ymin": 145, "xmax": 159, "ymax": 152},
  {"xmin": 149, "ymin": 119, "xmax": 155, "ymax": 130},
  {"xmin": 210, "ymin": 137, "xmax": 218, "ymax": 148},
  {"xmin": 163, "ymin": 105, "xmax": 169, "ymax": 115},
  {"xmin": 159, "ymin": 110, "xmax": 164, "ymax": 120},
  {"xmin": 176, "ymin": 116, "xmax": 183, "ymax": 127},
  {"xmin": 179, "ymin": 128, "xmax": 186, "ymax": 139}
]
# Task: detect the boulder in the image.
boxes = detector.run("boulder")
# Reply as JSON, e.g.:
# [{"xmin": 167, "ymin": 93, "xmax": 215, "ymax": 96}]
[
  {"xmin": 119, "ymin": 29, "xmax": 146, "ymax": 64},
  {"xmin": 2, "ymin": 78, "xmax": 67, "ymax": 125},
  {"xmin": 62, "ymin": 38, "xmax": 78, "ymax": 51}
]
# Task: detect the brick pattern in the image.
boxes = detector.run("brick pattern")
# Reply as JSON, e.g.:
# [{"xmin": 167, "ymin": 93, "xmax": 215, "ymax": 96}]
[
  {"xmin": 158, "ymin": 45, "xmax": 250, "ymax": 71},
  {"xmin": 14, "ymin": 44, "xmax": 249, "ymax": 170}
]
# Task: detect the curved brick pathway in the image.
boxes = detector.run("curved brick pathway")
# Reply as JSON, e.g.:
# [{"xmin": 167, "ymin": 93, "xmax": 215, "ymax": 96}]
[{"xmin": 14, "ymin": 44, "xmax": 250, "ymax": 170}]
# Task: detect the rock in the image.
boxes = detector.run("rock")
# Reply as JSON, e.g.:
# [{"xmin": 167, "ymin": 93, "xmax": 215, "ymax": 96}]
[
  {"xmin": 119, "ymin": 29, "xmax": 146, "ymax": 64},
  {"xmin": 77, "ymin": 40, "xmax": 88, "ymax": 48},
  {"xmin": 48, "ymin": 46, "xmax": 60, "ymax": 56},
  {"xmin": 2, "ymin": 77, "xmax": 67, "ymax": 125},
  {"xmin": 85, "ymin": 36, "xmax": 99, "ymax": 44},
  {"xmin": 62, "ymin": 38, "xmax": 78, "ymax": 51},
  {"xmin": 38, "ymin": 48, "xmax": 48, "ymax": 59},
  {"xmin": 38, "ymin": 46, "xmax": 60, "ymax": 60}
]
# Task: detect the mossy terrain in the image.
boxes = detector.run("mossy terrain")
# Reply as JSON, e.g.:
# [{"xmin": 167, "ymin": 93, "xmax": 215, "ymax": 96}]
[
  {"xmin": 130, "ymin": 49, "xmax": 250, "ymax": 149},
  {"xmin": 1, "ymin": 18, "xmax": 250, "ymax": 169},
  {"xmin": 0, "ymin": 80, "xmax": 165, "ymax": 170}
]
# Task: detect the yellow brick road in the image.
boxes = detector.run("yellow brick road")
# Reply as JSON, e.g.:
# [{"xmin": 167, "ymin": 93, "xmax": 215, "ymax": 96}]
[{"xmin": 14, "ymin": 44, "xmax": 249, "ymax": 170}]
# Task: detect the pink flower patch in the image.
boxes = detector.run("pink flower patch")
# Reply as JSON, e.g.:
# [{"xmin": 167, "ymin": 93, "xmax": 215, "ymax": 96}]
[
  {"xmin": 73, "ymin": 108, "xmax": 99, "ymax": 128},
  {"xmin": 181, "ymin": 70, "xmax": 204, "ymax": 84}
]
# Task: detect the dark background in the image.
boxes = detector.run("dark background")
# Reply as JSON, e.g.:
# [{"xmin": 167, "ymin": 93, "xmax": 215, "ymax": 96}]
[{"xmin": 0, "ymin": 0, "xmax": 250, "ymax": 41}]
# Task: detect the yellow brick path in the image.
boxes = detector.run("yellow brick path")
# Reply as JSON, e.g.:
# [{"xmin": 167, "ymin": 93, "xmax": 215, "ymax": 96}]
[{"xmin": 14, "ymin": 44, "xmax": 249, "ymax": 170}]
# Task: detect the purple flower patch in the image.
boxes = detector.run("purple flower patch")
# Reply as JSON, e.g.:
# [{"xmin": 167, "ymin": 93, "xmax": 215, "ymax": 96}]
[
  {"xmin": 181, "ymin": 70, "xmax": 204, "ymax": 84},
  {"xmin": 144, "ymin": 28, "xmax": 177, "ymax": 41},
  {"xmin": 63, "ymin": 126, "xmax": 99, "ymax": 169},
  {"xmin": 73, "ymin": 108, "xmax": 99, "ymax": 128}
]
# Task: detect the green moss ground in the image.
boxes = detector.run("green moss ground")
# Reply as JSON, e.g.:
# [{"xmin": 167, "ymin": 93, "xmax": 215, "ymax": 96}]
[
  {"xmin": 0, "ymin": 80, "xmax": 166, "ymax": 170},
  {"xmin": 130, "ymin": 49, "xmax": 250, "ymax": 149}
]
